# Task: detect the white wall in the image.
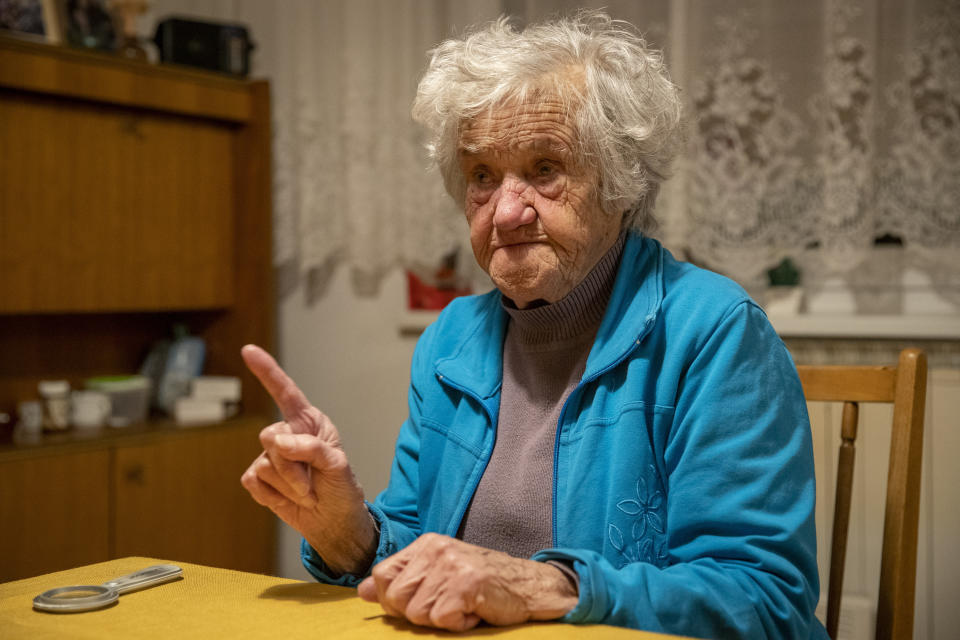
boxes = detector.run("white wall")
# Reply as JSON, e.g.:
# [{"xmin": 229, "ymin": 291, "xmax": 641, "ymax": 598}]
[{"xmin": 275, "ymin": 268, "xmax": 419, "ymax": 579}]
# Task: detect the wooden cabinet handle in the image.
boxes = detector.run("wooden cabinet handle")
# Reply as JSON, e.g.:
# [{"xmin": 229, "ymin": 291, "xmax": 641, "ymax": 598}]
[
  {"xmin": 120, "ymin": 117, "xmax": 145, "ymax": 140},
  {"xmin": 124, "ymin": 464, "xmax": 145, "ymax": 485}
]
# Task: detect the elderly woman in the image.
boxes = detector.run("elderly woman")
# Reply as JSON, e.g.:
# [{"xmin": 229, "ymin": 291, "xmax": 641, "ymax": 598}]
[{"xmin": 241, "ymin": 12, "xmax": 826, "ymax": 639}]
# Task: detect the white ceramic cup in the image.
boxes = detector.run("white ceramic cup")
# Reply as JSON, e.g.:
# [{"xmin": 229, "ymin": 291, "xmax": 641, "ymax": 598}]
[
  {"xmin": 71, "ymin": 390, "xmax": 111, "ymax": 429},
  {"xmin": 17, "ymin": 400, "xmax": 44, "ymax": 433}
]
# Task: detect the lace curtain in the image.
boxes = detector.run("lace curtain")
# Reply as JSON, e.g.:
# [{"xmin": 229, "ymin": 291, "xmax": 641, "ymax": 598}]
[
  {"xmin": 270, "ymin": 0, "xmax": 491, "ymax": 301},
  {"xmin": 670, "ymin": 0, "xmax": 960, "ymax": 311},
  {"xmin": 270, "ymin": 0, "xmax": 959, "ymax": 308}
]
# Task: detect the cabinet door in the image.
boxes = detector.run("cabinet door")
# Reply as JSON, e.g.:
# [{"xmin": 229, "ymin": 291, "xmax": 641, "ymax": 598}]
[
  {"xmin": 0, "ymin": 449, "xmax": 111, "ymax": 581},
  {"xmin": 0, "ymin": 92, "xmax": 234, "ymax": 312},
  {"xmin": 113, "ymin": 424, "xmax": 274, "ymax": 574}
]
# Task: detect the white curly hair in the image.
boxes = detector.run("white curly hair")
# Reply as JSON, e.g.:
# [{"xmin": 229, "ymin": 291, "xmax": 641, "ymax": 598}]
[{"xmin": 411, "ymin": 10, "xmax": 685, "ymax": 232}]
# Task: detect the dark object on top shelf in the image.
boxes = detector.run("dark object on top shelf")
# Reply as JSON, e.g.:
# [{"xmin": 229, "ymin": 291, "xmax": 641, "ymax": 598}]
[
  {"xmin": 63, "ymin": 0, "xmax": 117, "ymax": 51},
  {"xmin": 0, "ymin": 0, "xmax": 46, "ymax": 39},
  {"xmin": 153, "ymin": 16, "xmax": 254, "ymax": 77}
]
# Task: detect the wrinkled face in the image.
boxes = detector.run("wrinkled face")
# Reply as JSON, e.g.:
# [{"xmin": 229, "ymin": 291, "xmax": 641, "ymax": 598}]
[{"xmin": 458, "ymin": 95, "xmax": 622, "ymax": 308}]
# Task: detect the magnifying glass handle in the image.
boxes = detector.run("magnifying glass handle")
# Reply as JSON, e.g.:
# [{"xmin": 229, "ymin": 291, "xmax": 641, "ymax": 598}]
[{"xmin": 102, "ymin": 564, "xmax": 183, "ymax": 595}]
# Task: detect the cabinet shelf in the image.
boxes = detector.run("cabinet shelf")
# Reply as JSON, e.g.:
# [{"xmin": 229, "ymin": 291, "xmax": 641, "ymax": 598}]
[{"xmin": 0, "ymin": 413, "xmax": 272, "ymax": 462}]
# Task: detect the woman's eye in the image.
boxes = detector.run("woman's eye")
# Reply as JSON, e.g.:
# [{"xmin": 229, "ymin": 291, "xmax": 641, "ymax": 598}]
[
  {"xmin": 535, "ymin": 163, "xmax": 556, "ymax": 178},
  {"xmin": 472, "ymin": 169, "xmax": 492, "ymax": 184}
]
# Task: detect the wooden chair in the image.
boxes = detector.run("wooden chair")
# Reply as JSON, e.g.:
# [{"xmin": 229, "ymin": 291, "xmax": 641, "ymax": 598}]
[{"xmin": 797, "ymin": 348, "xmax": 927, "ymax": 640}]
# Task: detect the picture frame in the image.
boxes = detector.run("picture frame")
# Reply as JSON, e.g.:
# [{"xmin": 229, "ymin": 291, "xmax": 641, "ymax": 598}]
[
  {"xmin": 0, "ymin": 0, "xmax": 61, "ymax": 43},
  {"xmin": 59, "ymin": 0, "xmax": 116, "ymax": 51}
]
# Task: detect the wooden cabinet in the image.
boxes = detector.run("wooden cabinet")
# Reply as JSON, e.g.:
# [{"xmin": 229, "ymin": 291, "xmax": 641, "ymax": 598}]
[
  {"xmin": 0, "ymin": 38, "xmax": 277, "ymax": 579},
  {"xmin": 112, "ymin": 422, "xmax": 273, "ymax": 568},
  {"xmin": 0, "ymin": 448, "xmax": 111, "ymax": 580},
  {"xmin": 0, "ymin": 420, "xmax": 274, "ymax": 582}
]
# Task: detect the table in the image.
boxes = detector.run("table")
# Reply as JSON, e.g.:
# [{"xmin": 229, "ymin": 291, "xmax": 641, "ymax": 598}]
[{"xmin": 0, "ymin": 557, "xmax": 685, "ymax": 639}]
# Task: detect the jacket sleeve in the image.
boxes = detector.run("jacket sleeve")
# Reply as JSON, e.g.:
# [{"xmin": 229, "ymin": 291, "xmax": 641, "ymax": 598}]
[
  {"xmin": 301, "ymin": 330, "xmax": 430, "ymax": 586},
  {"xmin": 534, "ymin": 301, "xmax": 825, "ymax": 639}
]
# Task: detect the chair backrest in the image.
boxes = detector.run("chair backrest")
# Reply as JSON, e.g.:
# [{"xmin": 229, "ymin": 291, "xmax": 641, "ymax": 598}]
[{"xmin": 796, "ymin": 348, "xmax": 927, "ymax": 640}]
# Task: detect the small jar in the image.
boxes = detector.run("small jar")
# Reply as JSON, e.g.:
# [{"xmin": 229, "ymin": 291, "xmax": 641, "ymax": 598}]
[{"xmin": 38, "ymin": 380, "xmax": 71, "ymax": 432}]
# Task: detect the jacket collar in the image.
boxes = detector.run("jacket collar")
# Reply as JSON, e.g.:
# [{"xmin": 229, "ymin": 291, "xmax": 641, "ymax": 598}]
[
  {"xmin": 434, "ymin": 291, "xmax": 507, "ymax": 402},
  {"xmin": 584, "ymin": 231, "xmax": 663, "ymax": 380},
  {"xmin": 434, "ymin": 232, "xmax": 663, "ymax": 398}
]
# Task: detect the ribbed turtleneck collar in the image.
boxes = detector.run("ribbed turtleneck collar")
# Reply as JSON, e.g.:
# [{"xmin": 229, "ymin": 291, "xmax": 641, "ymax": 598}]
[{"xmin": 501, "ymin": 233, "xmax": 625, "ymax": 345}]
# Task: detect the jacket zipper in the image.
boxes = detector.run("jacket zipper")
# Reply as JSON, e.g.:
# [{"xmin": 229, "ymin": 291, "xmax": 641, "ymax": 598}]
[{"xmin": 550, "ymin": 318, "xmax": 655, "ymax": 546}]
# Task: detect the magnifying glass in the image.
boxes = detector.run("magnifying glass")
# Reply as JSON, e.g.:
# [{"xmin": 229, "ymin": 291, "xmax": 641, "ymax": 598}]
[{"xmin": 33, "ymin": 564, "xmax": 183, "ymax": 613}]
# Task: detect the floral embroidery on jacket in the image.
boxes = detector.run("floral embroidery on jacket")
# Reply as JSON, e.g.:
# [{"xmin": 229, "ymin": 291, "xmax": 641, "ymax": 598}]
[{"xmin": 608, "ymin": 468, "xmax": 667, "ymax": 567}]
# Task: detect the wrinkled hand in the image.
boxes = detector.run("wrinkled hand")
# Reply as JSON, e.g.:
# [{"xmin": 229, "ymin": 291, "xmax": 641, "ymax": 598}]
[
  {"xmin": 240, "ymin": 344, "xmax": 376, "ymax": 574},
  {"xmin": 358, "ymin": 534, "xmax": 578, "ymax": 631}
]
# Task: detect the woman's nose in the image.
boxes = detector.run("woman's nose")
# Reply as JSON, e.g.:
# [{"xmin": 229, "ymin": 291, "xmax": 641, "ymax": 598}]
[{"xmin": 492, "ymin": 176, "xmax": 536, "ymax": 230}]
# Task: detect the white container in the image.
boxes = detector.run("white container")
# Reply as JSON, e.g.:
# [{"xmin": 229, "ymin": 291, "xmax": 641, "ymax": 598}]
[
  {"xmin": 191, "ymin": 376, "xmax": 241, "ymax": 402},
  {"xmin": 38, "ymin": 380, "xmax": 71, "ymax": 431},
  {"xmin": 15, "ymin": 400, "xmax": 44, "ymax": 443},
  {"xmin": 174, "ymin": 397, "xmax": 227, "ymax": 427},
  {"xmin": 86, "ymin": 376, "xmax": 151, "ymax": 427},
  {"xmin": 71, "ymin": 390, "xmax": 112, "ymax": 430}
]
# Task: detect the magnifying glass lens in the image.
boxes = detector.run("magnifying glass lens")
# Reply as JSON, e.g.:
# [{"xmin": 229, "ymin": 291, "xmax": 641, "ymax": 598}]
[
  {"xmin": 33, "ymin": 586, "xmax": 117, "ymax": 612},
  {"xmin": 52, "ymin": 588, "xmax": 105, "ymax": 599}
]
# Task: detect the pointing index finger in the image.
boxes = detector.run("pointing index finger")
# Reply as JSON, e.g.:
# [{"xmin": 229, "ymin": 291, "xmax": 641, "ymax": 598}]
[{"xmin": 241, "ymin": 344, "xmax": 313, "ymax": 422}]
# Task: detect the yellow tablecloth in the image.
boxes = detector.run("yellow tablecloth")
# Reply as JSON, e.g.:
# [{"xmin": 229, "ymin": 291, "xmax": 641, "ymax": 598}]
[{"xmin": 0, "ymin": 557, "xmax": 684, "ymax": 639}]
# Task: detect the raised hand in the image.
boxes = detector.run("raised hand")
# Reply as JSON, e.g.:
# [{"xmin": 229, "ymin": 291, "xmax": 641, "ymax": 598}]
[
  {"xmin": 240, "ymin": 344, "xmax": 377, "ymax": 574},
  {"xmin": 357, "ymin": 534, "xmax": 578, "ymax": 631}
]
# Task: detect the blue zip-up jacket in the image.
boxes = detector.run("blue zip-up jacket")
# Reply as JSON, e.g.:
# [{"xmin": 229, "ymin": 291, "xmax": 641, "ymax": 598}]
[{"xmin": 303, "ymin": 233, "xmax": 827, "ymax": 639}]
